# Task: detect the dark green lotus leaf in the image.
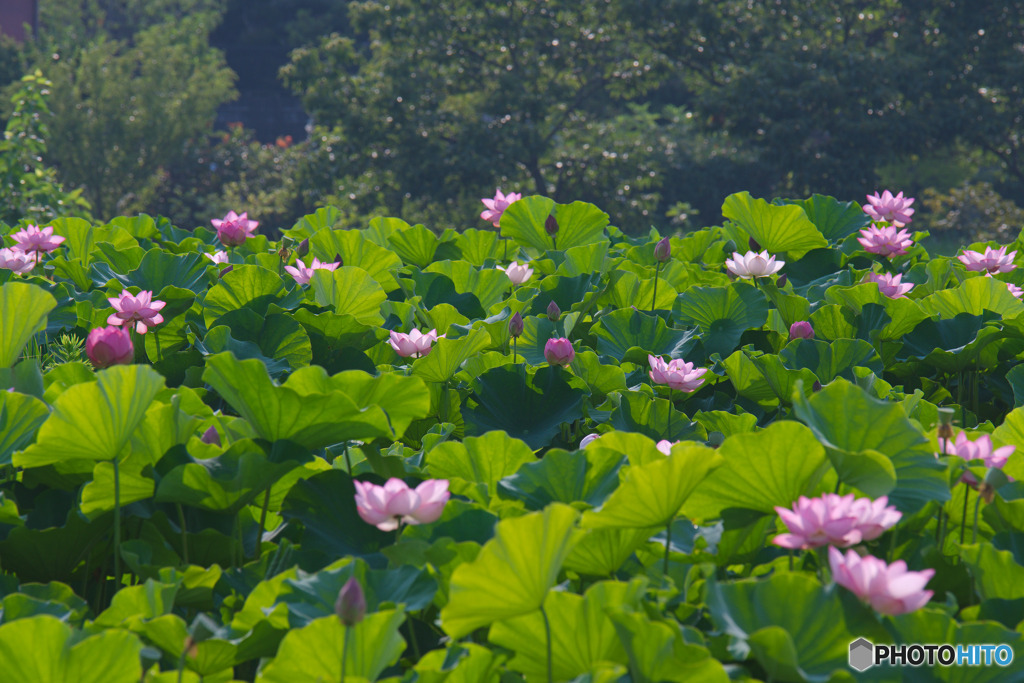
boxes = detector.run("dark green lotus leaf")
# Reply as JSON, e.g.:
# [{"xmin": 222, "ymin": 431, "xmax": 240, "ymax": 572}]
[
  {"xmin": 780, "ymin": 338, "xmax": 882, "ymax": 384},
  {"xmin": 308, "ymin": 226, "xmax": 402, "ymax": 291},
  {"xmin": 897, "ymin": 312, "xmax": 995, "ymax": 371},
  {"xmin": 516, "ymin": 315, "xmax": 559, "ymax": 366},
  {"xmin": 0, "ymin": 507, "xmax": 111, "ymax": 584},
  {"xmin": 793, "ymin": 378, "xmax": 948, "ymax": 512},
  {"xmin": 93, "ymin": 240, "xmax": 145, "ymax": 276},
  {"xmin": 0, "ymin": 615, "xmax": 142, "ymax": 683},
  {"xmin": 140, "ymin": 285, "xmax": 197, "ymax": 362},
  {"xmin": 608, "ymin": 390, "xmax": 705, "ymax": 442},
  {"xmin": 592, "ymin": 309, "xmax": 698, "ymax": 364},
  {"xmin": 723, "ymin": 350, "xmax": 786, "ymax": 405},
  {"xmin": 387, "ymin": 224, "xmax": 442, "ymax": 268},
  {"xmin": 195, "ymin": 326, "xmax": 290, "ymax": 377},
  {"xmin": 202, "ymin": 265, "xmax": 288, "ymax": 326},
  {"xmin": 723, "ymin": 191, "xmax": 828, "ymax": 258},
  {"xmin": 675, "ymin": 283, "xmax": 768, "ymax": 358},
  {"xmin": 776, "ymin": 194, "xmax": 870, "ymax": 242},
  {"xmin": 760, "ymin": 280, "xmax": 811, "ymax": 327},
  {"xmin": 290, "ymin": 308, "xmax": 382, "ymax": 351},
  {"xmin": 0, "ymin": 390, "xmax": 49, "ymax": 467},
  {"xmin": 117, "ymin": 248, "xmax": 208, "ymax": 293},
  {"xmin": 425, "ymin": 260, "xmax": 509, "ymax": 312},
  {"xmin": 706, "ymin": 573, "xmax": 854, "ymax": 683},
  {"xmin": 824, "ymin": 283, "xmax": 928, "ymax": 339},
  {"xmin": 463, "ymin": 365, "xmax": 586, "ymax": 449},
  {"xmin": 497, "ymin": 447, "xmax": 625, "ymax": 510},
  {"xmin": 0, "ymin": 581, "xmax": 88, "ymax": 626},
  {"xmin": 528, "ymin": 272, "xmax": 602, "ymax": 317},
  {"xmin": 0, "ymin": 282, "xmax": 57, "ymax": 369},
  {"xmin": 406, "ymin": 270, "xmax": 486, "ymax": 319},
  {"xmin": 562, "ymin": 527, "xmax": 657, "ymax": 577},
  {"xmin": 131, "ymin": 613, "xmax": 236, "ymax": 676}
]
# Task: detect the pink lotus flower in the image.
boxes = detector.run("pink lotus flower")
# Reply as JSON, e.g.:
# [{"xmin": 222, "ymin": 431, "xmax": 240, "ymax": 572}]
[
  {"xmin": 772, "ymin": 494, "xmax": 901, "ymax": 549},
  {"xmin": 656, "ymin": 440, "xmax": 677, "ymax": 455},
  {"xmin": 864, "ymin": 272, "xmax": 913, "ymax": 299},
  {"xmin": 204, "ymin": 251, "xmax": 229, "ymax": 265},
  {"xmin": 211, "ymin": 211, "xmax": 258, "ymax": 247},
  {"xmin": 284, "ymin": 257, "xmax": 340, "ymax": 285},
  {"xmin": 829, "ymin": 546, "xmax": 934, "ymax": 616},
  {"xmin": 353, "ymin": 478, "xmax": 450, "ymax": 531},
  {"xmin": 958, "ymin": 246, "xmax": 1017, "ymax": 274},
  {"xmin": 10, "ymin": 224, "xmax": 65, "ymax": 256},
  {"xmin": 580, "ymin": 433, "xmax": 601, "ymax": 448},
  {"xmin": 789, "ymin": 321, "xmax": 814, "ymax": 340},
  {"xmin": 480, "ymin": 189, "xmax": 522, "ymax": 227},
  {"xmin": 1008, "ymin": 281, "xmax": 1024, "ymax": 300},
  {"xmin": 85, "ymin": 326, "xmax": 134, "ymax": 368},
  {"xmin": 389, "ymin": 328, "xmax": 442, "ymax": 358},
  {"xmin": 943, "ymin": 431, "xmax": 1014, "ymax": 469},
  {"xmin": 857, "ymin": 225, "xmax": 914, "ymax": 258},
  {"xmin": 863, "ymin": 190, "xmax": 915, "ymax": 227},
  {"xmin": 497, "ymin": 261, "xmax": 533, "ymax": 285},
  {"xmin": 106, "ymin": 290, "xmax": 166, "ymax": 334},
  {"xmin": 648, "ymin": 354, "xmax": 707, "ymax": 393},
  {"xmin": 544, "ymin": 337, "xmax": 575, "ymax": 366},
  {"xmin": 725, "ymin": 250, "xmax": 784, "ymax": 279},
  {"xmin": 0, "ymin": 247, "xmax": 34, "ymax": 275}
]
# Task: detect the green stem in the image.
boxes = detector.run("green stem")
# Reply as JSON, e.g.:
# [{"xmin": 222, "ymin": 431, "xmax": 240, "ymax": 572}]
[
  {"xmin": 256, "ymin": 487, "xmax": 271, "ymax": 560},
  {"xmin": 540, "ymin": 605, "xmax": 553, "ymax": 683},
  {"xmin": 113, "ymin": 456, "xmax": 122, "ymax": 594},
  {"xmin": 513, "ymin": 336, "xmax": 517, "ymax": 364},
  {"xmin": 664, "ymin": 520, "xmax": 673, "ymax": 576},
  {"xmin": 960, "ymin": 488, "xmax": 970, "ymax": 545},
  {"xmin": 176, "ymin": 503, "xmax": 189, "ymax": 565},
  {"xmin": 341, "ymin": 626, "xmax": 350, "ymax": 683},
  {"xmin": 234, "ymin": 513, "xmax": 243, "ymax": 568},
  {"xmin": 972, "ymin": 492, "xmax": 982, "ymax": 544},
  {"xmin": 651, "ymin": 261, "xmax": 661, "ymax": 314}
]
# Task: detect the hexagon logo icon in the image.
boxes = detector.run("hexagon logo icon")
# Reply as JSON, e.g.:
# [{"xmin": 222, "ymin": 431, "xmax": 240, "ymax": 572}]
[{"xmin": 849, "ymin": 638, "xmax": 874, "ymax": 672}]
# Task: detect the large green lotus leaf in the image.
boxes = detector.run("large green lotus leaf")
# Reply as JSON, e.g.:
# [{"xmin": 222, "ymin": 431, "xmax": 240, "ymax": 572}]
[
  {"xmin": 156, "ymin": 439, "xmax": 312, "ymax": 513},
  {"xmin": 0, "ymin": 390, "xmax": 49, "ymax": 466},
  {"xmin": 706, "ymin": 573, "xmax": 853, "ymax": 683},
  {"xmin": 723, "ymin": 350, "xmax": 785, "ymax": 405},
  {"xmin": 497, "ymin": 448, "xmax": 625, "ymax": 510},
  {"xmin": 105, "ymin": 214, "xmax": 160, "ymax": 240},
  {"xmin": 489, "ymin": 579, "xmax": 646, "ymax": 680},
  {"xmin": 583, "ymin": 432, "xmax": 669, "ymax": 467},
  {"xmin": 898, "ymin": 312, "xmax": 988, "ymax": 358},
  {"xmin": 792, "ymin": 378, "xmax": 948, "ymax": 512},
  {"xmin": 362, "ymin": 215, "xmax": 414, "ymax": 246},
  {"xmin": 309, "ymin": 266, "xmax": 385, "ymax": 326},
  {"xmin": 607, "ymin": 390, "xmax": 706, "ymax": 443},
  {"xmin": 256, "ymin": 611, "xmax": 405, "ymax": 683},
  {"xmin": 0, "ymin": 582, "xmax": 88, "ymax": 624},
  {"xmin": 570, "ymin": 350, "xmax": 626, "ymax": 400},
  {"xmin": 15, "ymin": 364, "xmax": 164, "ymax": 467},
  {"xmin": 198, "ymin": 309, "xmax": 312, "ymax": 372},
  {"xmin": 527, "ymin": 273, "xmax": 602, "ymax": 317},
  {"xmin": 993, "ymin": 407, "xmax": 1024, "ymax": 455},
  {"xmin": 441, "ymin": 504, "xmax": 580, "ymax": 639},
  {"xmin": 824, "ymin": 283, "xmax": 929, "ymax": 339},
  {"xmin": 80, "ymin": 456, "xmax": 155, "ymax": 519},
  {"xmin": 675, "ymin": 283, "xmax": 769, "ymax": 357},
  {"xmin": 776, "ymin": 194, "xmax": 871, "ymax": 242},
  {"xmin": 959, "ymin": 543, "xmax": 1024, "ymax": 601},
  {"xmin": 500, "ymin": 195, "xmax": 557, "ymax": 252},
  {"xmin": 600, "ymin": 270, "xmax": 677, "ymax": 312},
  {"xmin": 807, "ymin": 304, "xmax": 857, "ymax": 341},
  {"xmin": 608, "ymin": 609, "xmax": 729, "ymax": 683},
  {"xmin": 406, "ymin": 270, "xmax": 486, "ymax": 319},
  {"xmin": 140, "ymin": 285, "xmax": 197, "ymax": 360},
  {"xmin": 921, "ymin": 275, "xmax": 1024, "ymax": 319},
  {"xmin": 425, "ymin": 431, "xmax": 536, "ymax": 505},
  {"xmin": 412, "ymin": 643, "xmax": 505, "ymax": 683},
  {"xmin": 553, "ymin": 200, "xmax": 610, "ymax": 249},
  {"xmin": 116, "ymin": 248, "xmax": 208, "ymax": 292},
  {"xmin": 722, "ymin": 191, "xmax": 828, "ymax": 258},
  {"xmin": 195, "ymin": 325, "xmax": 290, "ymax": 377},
  {"xmin": 426, "ymin": 260, "xmax": 510, "ymax": 311},
  {"xmin": 683, "ymin": 421, "xmax": 828, "ymax": 523},
  {"xmin": 290, "ymin": 308, "xmax": 381, "ymax": 351},
  {"xmin": 387, "ymin": 224, "xmax": 440, "ymax": 268},
  {"xmin": 563, "ymin": 527, "xmax": 656, "ymax": 576},
  {"xmin": 455, "ymin": 228, "xmax": 503, "ymax": 266},
  {"xmin": 780, "ymin": 338, "xmax": 882, "ymax": 384},
  {"xmin": 582, "ymin": 444, "xmax": 724, "ymax": 529},
  {"xmin": 131, "ymin": 614, "xmax": 236, "ymax": 676},
  {"xmin": 202, "ymin": 265, "xmax": 288, "ymax": 326},
  {"xmin": 308, "ymin": 226, "xmax": 402, "ymax": 291},
  {"xmin": 92, "ymin": 241, "xmax": 145, "ymax": 278},
  {"xmin": 515, "ymin": 316, "xmax": 560, "ymax": 365},
  {"xmin": 592, "ymin": 309, "xmax": 698, "ymax": 363},
  {"xmin": 50, "ymin": 217, "xmax": 96, "ymax": 266},
  {"xmin": 0, "ymin": 615, "xmax": 141, "ymax": 683},
  {"xmin": 0, "ymin": 281, "xmax": 57, "ymax": 369},
  {"xmin": 463, "ymin": 365, "xmax": 586, "ymax": 450},
  {"xmin": 284, "ymin": 206, "xmax": 343, "ymax": 241},
  {"xmin": 202, "ymin": 353, "xmax": 392, "ymax": 448},
  {"xmin": 693, "ymin": 410, "xmax": 759, "ymax": 439},
  {"xmin": 749, "ymin": 353, "xmax": 819, "ymax": 404},
  {"xmin": 556, "ymin": 241, "xmax": 611, "ymax": 276},
  {"xmin": 412, "ymin": 328, "xmax": 492, "ymax": 383}
]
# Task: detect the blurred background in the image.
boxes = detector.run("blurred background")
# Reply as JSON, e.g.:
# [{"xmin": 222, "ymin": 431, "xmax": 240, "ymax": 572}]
[{"xmin": 0, "ymin": 0, "xmax": 1021, "ymax": 250}]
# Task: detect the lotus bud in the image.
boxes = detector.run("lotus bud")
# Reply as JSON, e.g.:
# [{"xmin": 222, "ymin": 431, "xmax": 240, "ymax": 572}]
[
  {"xmin": 813, "ymin": 380, "xmax": 822, "ymax": 392},
  {"xmin": 508, "ymin": 311, "xmax": 524, "ymax": 338},
  {"xmin": 545, "ymin": 214, "xmax": 559, "ymax": 236},
  {"xmin": 335, "ymin": 577, "xmax": 366, "ymax": 627},
  {"xmin": 544, "ymin": 337, "xmax": 575, "ymax": 366},
  {"xmin": 789, "ymin": 321, "xmax": 815, "ymax": 341},
  {"xmin": 654, "ymin": 236, "xmax": 671, "ymax": 263},
  {"xmin": 296, "ymin": 238, "xmax": 309, "ymax": 257},
  {"xmin": 86, "ymin": 326, "xmax": 134, "ymax": 369},
  {"xmin": 777, "ymin": 273, "xmax": 788, "ymax": 288},
  {"xmin": 749, "ymin": 237, "xmax": 761, "ymax": 251},
  {"xmin": 200, "ymin": 426, "xmax": 221, "ymax": 446},
  {"xmin": 546, "ymin": 300, "xmax": 561, "ymax": 321},
  {"xmin": 278, "ymin": 245, "xmax": 290, "ymax": 262}
]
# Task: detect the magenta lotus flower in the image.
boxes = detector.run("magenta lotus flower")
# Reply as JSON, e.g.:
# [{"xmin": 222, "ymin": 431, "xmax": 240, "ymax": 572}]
[
  {"xmin": 996, "ymin": 276, "xmax": 1024, "ymax": 300},
  {"xmin": 943, "ymin": 431, "xmax": 1015, "ymax": 469},
  {"xmin": 829, "ymin": 547, "xmax": 934, "ymax": 616},
  {"xmin": 544, "ymin": 337, "xmax": 575, "ymax": 366},
  {"xmin": 204, "ymin": 250, "xmax": 229, "ymax": 265},
  {"xmin": 648, "ymin": 354, "xmax": 707, "ymax": 393},
  {"xmin": 497, "ymin": 261, "xmax": 533, "ymax": 285},
  {"xmin": 106, "ymin": 290, "xmax": 166, "ymax": 334},
  {"xmin": 284, "ymin": 257, "xmax": 340, "ymax": 285},
  {"xmin": 211, "ymin": 211, "xmax": 258, "ymax": 247},
  {"xmin": 580, "ymin": 433, "xmax": 601, "ymax": 448},
  {"xmin": 353, "ymin": 478, "xmax": 450, "ymax": 531},
  {"xmin": 864, "ymin": 272, "xmax": 913, "ymax": 299},
  {"xmin": 857, "ymin": 225, "xmax": 914, "ymax": 258},
  {"xmin": 10, "ymin": 224, "xmax": 65, "ymax": 256},
  {"xmin": 389, "ymin": 328, "xmax": 441, "ymax": 358},
  {"xmin": 725, "ymin": 250, "xmax": 784, "ymax": 279},
  {"xmin": 773, "ymin": 493, "xmax": 901, "ymax": 549},
  {"xmin": 863, "ymin": 190, "xmax": 916, "ymax": 227},
  {"xmin": 85, "ymin": 326, "xmax": 134, "ymax": 369},
  {"xmin": 789, "ymin": 321, "xmax": 815, "ymax": 341},
  {"xmin": 958, "ymin": 246, "xmax": 1017, "ymax": 274},
  {"xmin": 480, "ymin": 189, "xmax": 522, "ymax": 227},
  {"xmin": 0, "ymin": 247, "xmax": 34, "ymax": 275}
]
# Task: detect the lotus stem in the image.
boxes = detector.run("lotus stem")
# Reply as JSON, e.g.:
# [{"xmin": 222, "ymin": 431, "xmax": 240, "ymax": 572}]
[
  {"xmin": 176, "ymin": 503, "xmax": 189, "ymax": 565},
  {"xmin": 513, "ymin": 336, "xmax": 518, "ymax": 364},
  {"xmin": 340, "ymin": 625, "xmax": 350, "ymax": 683},
  {"xmin": 256, "ymin": 488, "xmax": 271, "ymax": 560},
  {"xmin": 972, "ymin": 492, "xmax": 982, "ymax": 544},
  {"xmin": 540, "ymin": 604, "xmax": 553, "ymax": 683},
  {"xmin": 113, "ymin": 456, "xmax": 122, "ymax": 594},
  {"xmin": 664, "ymin": 520, "xmax": 673, "ymax": 576},
  {"xmin": 960, "ymin": 490, "xmax": 970, "ymax": 545},
  {"xmin": 651, "ymin": 261, "xmax": 660, "ymax": 314}
]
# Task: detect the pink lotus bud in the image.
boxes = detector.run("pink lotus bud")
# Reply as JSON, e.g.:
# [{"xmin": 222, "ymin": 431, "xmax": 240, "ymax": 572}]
[
  {"xmin": 211, "ymin": 211, "xmax": 259, "ymax": 247},
  {"xmin": 579, "ymin": 433, "xmax": 601, "ymax": 448},
  {"xmin": 508, "ymin": 311, "xmax": 524, "ymax": 338},
  {"xmin": 86, "ymin": 326, "xmax": 134, "ymax": 369},
  {"xmin": 296, "ymin": 238, "xmax": 309, "ymax": 257},
  {"xmin": 777, "ymin": 273, "xmax": 788, "ymax": 288},
  {"xmin": 654, "ymin": 237, "xmax": 671, "ymax": 263},
  {"xmin": 546, "ymin": 300, "xmax": 561, "ymax": 321},
  {"xmin": 789, "ymin": 321, "xmax": 815, "ymax": 340},
  {"xmin": 545, "ymin": 214, "xmax": 559, "ymax": 236},
  {"xmin": 544, "ymin": 337, "xmax": 575, "ymax": 366},
  {"xmin": 335, "ymin": 577, "xmax": 366, "ymax": 626},
  {"xmin": 200, "ymin": 426, "xmax": 221, "ymax": 446}
]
